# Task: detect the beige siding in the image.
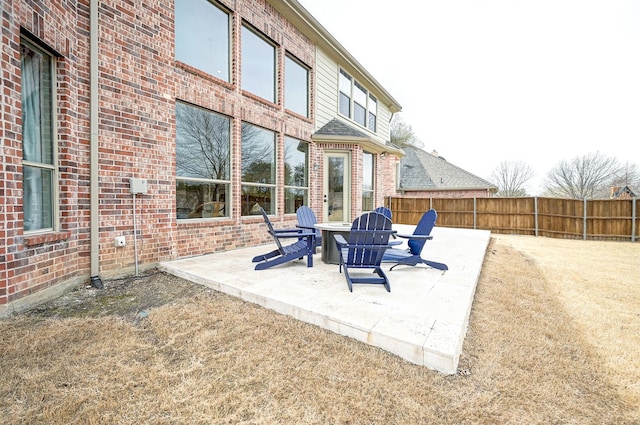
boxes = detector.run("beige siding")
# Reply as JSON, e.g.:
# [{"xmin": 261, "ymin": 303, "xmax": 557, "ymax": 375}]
[
  {"xmin": 315, "ymin": 49, "xmax": 338, "ymax": 129},
  {"xmin": 314, "ymin": 49, "xmax": 394, "ymax": 144},
  {"xmin": 376, "ymin": 103, "xmax": 392, "ymax": 143}
]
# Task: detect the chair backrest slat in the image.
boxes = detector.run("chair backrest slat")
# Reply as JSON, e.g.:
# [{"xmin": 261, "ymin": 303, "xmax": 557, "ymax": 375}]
[
  {"xmin": 408, "ymin": 209, "xmax": 437, "ymax": 255},
  {"xmin": 346, "ymin": 212, "xmax": 393, "ymax": 266},
  {"xmin": 260, "ymin": 207, "xmax": 285, "ymax": 252},
  {"xmin": 373, "ymin": 206, "xmax": 392, "ymax": 220}
]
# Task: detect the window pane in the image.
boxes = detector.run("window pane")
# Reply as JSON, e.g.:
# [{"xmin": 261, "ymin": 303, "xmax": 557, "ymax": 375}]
[
  {"xmin": 242, "ymin": 123, "xmax": 275, "ymax": 184},
  {"xmin": 363, "ymin": 152, "xmax": 374, "ymax": 191},
  {"xmin": 284, "ymin": 137, "xmax": 308, "ymax": 187},
  {"xmin": 23, "ymin": 166, "xmax": 53, "ymax": 231},
  {"xmin": 242, "ymin": 185, "xmax": 275, "ymax": 216},
  {"xmin": 176, "ymin": 102, "xmax": 230, "ymax": 180},
  {"xmin": 339, "ymin": 93, "xmax": 350, "ymax": 117},
  {"xmin": 21, "ymin": 42, "xmax": 53, "ymax": 164},
  {"xmin": 362, "ymin": 152, "xmax": 374, "ymax": 212},
  {"xmin": 354, "ymin": 81, "xmax": 367, "ymax": 105},
  {"xmin": 339, "ymin": 70, "xmax": 351, "ymax": 118},
  {"xmin": 368, "ymin": 95, "xmax": 377, "ymax": 131},
  {"xmin": 354, "ymin": 81, "xmax": 366, "ymax": 126},
  {"xmin": 354, "ymin": 103, "xmax": 366, "ymax": 126},
  {"xmin": 285, "ymin": 188, "xmax": 307, "ymax": 214},
  {"xmin": 339, "ymin": 69, "xmax": 351, "ymax": 94},
  {"xmin": 242, "ymin": 26, "xmax": 276, "ymax": 102},
  {"xmin": 362, "ymin": 190, "xmax": 374, "ymax": 212},
  {"xmin": 176, "ymin": 180, "xmax": 228, "ymax": 219},
  {"xmin": 175, "ymin": 0, "xmax": 229, "ymax": 81},
  {"xmin": 285, "ymin": 56, "xmax": 309, "ymax": 117}
]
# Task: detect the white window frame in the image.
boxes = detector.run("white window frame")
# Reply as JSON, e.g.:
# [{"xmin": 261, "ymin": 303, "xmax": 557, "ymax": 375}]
[{"xmin": 21, "ymin": 36, "xmax": 59, "ymax": 233}]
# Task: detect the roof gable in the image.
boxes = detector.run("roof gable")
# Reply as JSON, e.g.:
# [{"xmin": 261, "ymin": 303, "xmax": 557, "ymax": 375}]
[{"xmin": 399, "ymin": 146, "xmax": 498, "ymax": 192}]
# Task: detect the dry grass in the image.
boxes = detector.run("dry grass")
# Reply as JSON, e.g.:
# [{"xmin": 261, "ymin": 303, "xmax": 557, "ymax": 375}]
[{"xmin": 1, "ymin": 236, "xmax": 639, "ymax": 424}]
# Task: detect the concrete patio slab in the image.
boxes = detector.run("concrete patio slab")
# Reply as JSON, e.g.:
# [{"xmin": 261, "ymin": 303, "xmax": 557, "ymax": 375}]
[{"xmin": 158, "ymin": 225, "xmax": 491, "ymax": 374}]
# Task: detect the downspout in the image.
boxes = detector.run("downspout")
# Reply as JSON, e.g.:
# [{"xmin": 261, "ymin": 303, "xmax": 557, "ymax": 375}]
[{"xmin": 89, "ymin": 0, "xmax": 103, "ymax": 289}]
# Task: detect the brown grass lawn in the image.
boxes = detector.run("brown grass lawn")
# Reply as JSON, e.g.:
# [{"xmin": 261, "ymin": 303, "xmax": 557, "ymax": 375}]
[{"xmin": 1, "ymin": 235, "xmax": 639, "ymax": 424}]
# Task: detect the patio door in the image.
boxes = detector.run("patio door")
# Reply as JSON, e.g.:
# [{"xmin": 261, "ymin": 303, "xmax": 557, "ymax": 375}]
[{"xmin": 323, "ymin": 151, "xmax": 351, "ymax": 222}]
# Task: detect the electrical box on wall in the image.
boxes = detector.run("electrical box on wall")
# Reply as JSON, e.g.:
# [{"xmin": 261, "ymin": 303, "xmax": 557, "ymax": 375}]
[{"xmin": 129, "ymin": 178, "xmax": 148, "ymax": 195}]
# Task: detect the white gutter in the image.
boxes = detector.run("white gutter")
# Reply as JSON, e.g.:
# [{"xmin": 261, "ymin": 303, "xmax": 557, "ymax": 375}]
[{"xmin": 89, "ymin": 0, "xmax": 103, "ymax": 288}]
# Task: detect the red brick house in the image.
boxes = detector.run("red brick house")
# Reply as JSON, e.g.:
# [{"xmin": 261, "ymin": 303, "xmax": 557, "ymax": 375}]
[{"xmin": 0, "ymin": 0, "xmax": 403, "ymax": 314}]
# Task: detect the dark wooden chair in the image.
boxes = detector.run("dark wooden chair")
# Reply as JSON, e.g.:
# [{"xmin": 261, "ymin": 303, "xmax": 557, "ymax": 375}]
[
  {"xmin": 334, "ymin": 212, "xmax": 395, "ymax": 292},
  {"xmin": 296, "ymin": 205, "xmax": 322, "ymax": 250},
  {"xmin": 252, "ymin": 207, "xmax": 316, "ymax": 270},
  {"xmin": 382, "ymin": 209, "xmax": 448, "ymax": 271}
]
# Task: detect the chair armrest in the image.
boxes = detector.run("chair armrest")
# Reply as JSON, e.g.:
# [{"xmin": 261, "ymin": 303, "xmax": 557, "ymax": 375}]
[
  {"xmin": 334, "ymin": 234, "xmax": 348, "ymax": 246},
  {"xmin": 272, "ymin": 227, "xmax": 303, "ymax": 234},
  {"xmin": 296, "ymin": 224, "xmax": 320, "ymax": 236},
  {"xmin": 395, "ymin": 234, "xmax": 433, "ymax": 241},
  {"xmin": 271, "ymin": 230, "xmax": 316, "ymax": 239}
]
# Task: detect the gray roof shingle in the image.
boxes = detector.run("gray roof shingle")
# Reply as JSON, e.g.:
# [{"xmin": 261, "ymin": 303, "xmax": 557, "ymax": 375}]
[
  {"xmin": 399, "ymin": 145, "xmax": 498, "ymax": 191},
  {"xmin": 314, "ymin": 119, "xmax": 369, "ymax": 139}
]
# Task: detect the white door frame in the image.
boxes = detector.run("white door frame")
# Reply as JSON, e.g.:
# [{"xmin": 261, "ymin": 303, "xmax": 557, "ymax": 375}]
[{"xmin": 323, "ymin": 151, "xmax": 351, "ymax": 222}]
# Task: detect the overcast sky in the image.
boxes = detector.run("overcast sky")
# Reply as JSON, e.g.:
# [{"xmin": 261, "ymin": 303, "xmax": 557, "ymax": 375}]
[{"xmin": 297, "ymin": 0, "xmax": 640, "ymax": 194}]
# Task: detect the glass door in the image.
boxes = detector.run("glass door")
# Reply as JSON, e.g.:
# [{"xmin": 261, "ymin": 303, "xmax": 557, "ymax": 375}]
[{"xmin": 323, "ymin": 151, "xmax": 351, "ymax": 222}]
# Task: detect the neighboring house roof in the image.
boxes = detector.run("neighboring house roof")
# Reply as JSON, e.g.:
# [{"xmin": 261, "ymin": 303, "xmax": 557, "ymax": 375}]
[
  {"xmin": 610, "ymin": 185, "xmax": 637, "ymax": 199},
  {"xmin": 399, "ymin": 145, "xmax": 498, "ymax": 192}
]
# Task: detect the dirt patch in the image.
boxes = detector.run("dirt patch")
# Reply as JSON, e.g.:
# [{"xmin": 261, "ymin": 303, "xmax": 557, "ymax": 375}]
[{"xmin": 24, "ymin": 269, "xmax": 210, "ymax": 321}]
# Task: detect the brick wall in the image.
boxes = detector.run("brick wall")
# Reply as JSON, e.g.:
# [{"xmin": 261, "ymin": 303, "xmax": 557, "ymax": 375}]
[
  {"xmin": 1, "ymin": 0, "xmax": 92, "ymax": 305},
  {"xmin": 1, "ymin": 0, "xmax": 321, "ymax": 307},
  {"xmin": 1, "ymin": 0, "xmax": 398, "ymax": 307},
  {"xmin": 172, "ymin": 0, "xmax": 316, "ymax": 258}
]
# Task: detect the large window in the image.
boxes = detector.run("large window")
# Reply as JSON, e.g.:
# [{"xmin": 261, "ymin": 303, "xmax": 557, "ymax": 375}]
[
  {"xmin": 176, "ymin": 102, "xmax": 231, "ymax": 220},
  {"xmin": 362, "ymin": 152, "xmax": 374, "ymax": 211},
  {"xmin": 284, "ymin": 137, "xmax": 309, "ymax": 214},
  {"xmin": 242, "ymin": 26, "xmax": 276, "ymax": 103},
  {"xmin": 21, "ymin": 38, "xmax": 56, "ymax": 232},
  {"xmin": 242, "ymin": 123, "xmax": 276, "ymax": 215},
  {"xmin": 175, "ymin": 0, "xmax": 230, "ymax": 81},
  {"xmin": 285, "ymin": 55, "xmax": 309, "ymax": 117},
  {"xmin": 338, "ymin": 69, "xmax": 378, "ymax": 132}
]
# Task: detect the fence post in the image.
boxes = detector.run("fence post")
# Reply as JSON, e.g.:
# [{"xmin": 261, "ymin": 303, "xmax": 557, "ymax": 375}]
[
  {"xmin": 633, "ymin": 198, "xmax": 637, "ymax": 243},
  {"xmin": 474, "ymin": 197, "xmax": 477, "ymax": 229},
  {"xmin": 583, "ymin": 198, "xmax": 587, "ymax": 240},
  {"xmin": 534, "ymin": 197, "xmax": 539, "ymax": 237}
]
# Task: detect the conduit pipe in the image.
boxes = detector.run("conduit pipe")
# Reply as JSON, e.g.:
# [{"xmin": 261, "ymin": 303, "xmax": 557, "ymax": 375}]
[{"xmin": 89, "ymin": 0, "xmax": 103, "ymax": 288}]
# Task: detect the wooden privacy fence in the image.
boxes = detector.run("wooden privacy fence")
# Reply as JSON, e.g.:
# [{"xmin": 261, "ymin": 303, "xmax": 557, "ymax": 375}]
[{"xmin": 387, "ymin": 197, "xmax": 640, "ymax": 242}]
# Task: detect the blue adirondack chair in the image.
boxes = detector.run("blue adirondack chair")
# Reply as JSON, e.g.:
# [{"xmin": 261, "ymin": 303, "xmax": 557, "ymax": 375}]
[
  {"xmin": 334, "ymin": 212, "xmax": 395, "ymax": 292},
  {"xmin": 382, "ymin": 209, "xmax": 448, "ymax": 271},
  {"xmin": 296, "ymin": 205, "xmax": 322, "ymax": 250},
  {"xmin": 252, "ymin": 207, "xmax": 316, "ymax": 270},
  {"xmin": 374, "ymin": 206, "xmax": 392, "ymax": 220}
]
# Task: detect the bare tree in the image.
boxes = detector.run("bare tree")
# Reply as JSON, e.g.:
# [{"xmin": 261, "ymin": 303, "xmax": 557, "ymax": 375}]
[
  {"xmin": 176, "ymin": 104, "xmax": 230, "ymax": 181},
  {"xmin": 390, "ymin": 114, "xmax": 423, "ymax": 148},
  {"xmin": 490, "ymin": 160, "xmax": 534, "ymax": 197},
  {"xmin": 610, "ymin": 161, "xmax": 640, "ymax": 190},
  {"xmin": 542, "ymin": 152, "xmax": 622, "ymax": 199}
]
